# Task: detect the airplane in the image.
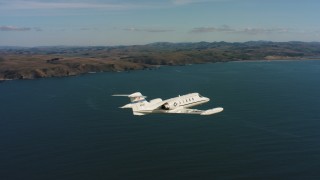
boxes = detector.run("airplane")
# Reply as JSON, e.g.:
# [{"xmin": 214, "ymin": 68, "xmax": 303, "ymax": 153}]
[{"xmin": 112, "ymin": 92, "xmax": 223, "ymax": 116}]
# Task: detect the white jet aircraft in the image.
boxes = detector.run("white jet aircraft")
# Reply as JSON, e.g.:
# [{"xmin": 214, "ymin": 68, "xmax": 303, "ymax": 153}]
[{"xmin": 113, "ymin": 92, "xmax": 223, "ymax": 116}]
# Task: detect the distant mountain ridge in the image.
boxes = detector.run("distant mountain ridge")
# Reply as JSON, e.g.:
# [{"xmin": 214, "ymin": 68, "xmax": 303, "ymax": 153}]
[{"xmin": 1, "ymin": 41, "xmax": 320, "ymax": 80}]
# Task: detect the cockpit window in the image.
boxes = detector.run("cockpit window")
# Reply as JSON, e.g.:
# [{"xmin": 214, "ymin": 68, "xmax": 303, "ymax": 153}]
[{"xmin": 199, "ymin": 94, "xmax": 203, "ymax": 98}]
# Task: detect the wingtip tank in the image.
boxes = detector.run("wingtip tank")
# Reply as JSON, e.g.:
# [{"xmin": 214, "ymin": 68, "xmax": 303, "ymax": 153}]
[{"xmin": 200, "ymin": 107, "xmax": 224, "ymax": 115}]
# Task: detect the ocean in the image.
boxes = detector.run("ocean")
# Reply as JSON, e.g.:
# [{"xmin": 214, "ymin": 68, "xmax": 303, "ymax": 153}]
[{"xmin": 1, "ymin": 60, "xmax": 320, "ymax": 179}]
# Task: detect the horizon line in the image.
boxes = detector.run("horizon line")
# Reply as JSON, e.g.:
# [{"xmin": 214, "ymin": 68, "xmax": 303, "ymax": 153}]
[{"xmin": 1, "ymin": 40, "xmax": 320, "ymax": 48}]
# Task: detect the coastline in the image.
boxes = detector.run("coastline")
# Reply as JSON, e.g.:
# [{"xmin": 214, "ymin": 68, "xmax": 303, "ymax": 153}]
[
  {"xmin": 1, "ymin": 59, "xmax": 320, "ymax": 82},
  {"xmin": 232, "ymin": 58, "xmax": 320, "ymax": 63},
  {"xmin": 1, "ymin": 41, "xmax": 320, "ymax": 81}
]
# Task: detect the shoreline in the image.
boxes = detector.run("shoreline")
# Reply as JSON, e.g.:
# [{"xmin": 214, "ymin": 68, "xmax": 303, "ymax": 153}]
[
  {"xmin": 232, "ymin": 58, "xmax": 320, "ymax": 63},
  {"xmin": 2, "ymin": 41, "xmax": 320, "ymax": 81},
  {"xmin": 1, "ymin": 59, "xmax": 319, "ymax": 82}
]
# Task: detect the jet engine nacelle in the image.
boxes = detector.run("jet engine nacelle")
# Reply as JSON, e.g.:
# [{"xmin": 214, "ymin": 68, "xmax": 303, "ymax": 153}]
[{"xmin": 161, "ymin": 101, "xmax": 179, "ymax": 110}]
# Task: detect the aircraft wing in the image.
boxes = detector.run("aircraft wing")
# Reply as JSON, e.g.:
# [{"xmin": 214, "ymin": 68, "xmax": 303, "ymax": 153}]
[{"xmin": 167, "ymin": 107, "xmax": 223, "ymax": 115}]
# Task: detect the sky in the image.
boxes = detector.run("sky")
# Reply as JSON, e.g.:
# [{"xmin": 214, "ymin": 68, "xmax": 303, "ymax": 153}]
[{"xmin": 0, "ymin": 0, "xmax": 320, "ymax": 46}]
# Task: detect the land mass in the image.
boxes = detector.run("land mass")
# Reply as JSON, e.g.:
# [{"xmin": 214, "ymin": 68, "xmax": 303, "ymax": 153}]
[{"xmin": 1, "ymin": 41, "xmax": 320, "ymax": 80}]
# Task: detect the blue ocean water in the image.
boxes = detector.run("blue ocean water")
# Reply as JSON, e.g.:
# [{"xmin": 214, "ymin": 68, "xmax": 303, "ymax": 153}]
[{"xmin": 1, "ymin": 60, "xmax": 320, "ymax": 179}]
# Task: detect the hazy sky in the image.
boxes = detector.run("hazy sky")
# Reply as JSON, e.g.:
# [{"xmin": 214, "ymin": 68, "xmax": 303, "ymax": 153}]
[{"xmin": 1, "ymin": 0, "xmax": 320, "ymax": 46}]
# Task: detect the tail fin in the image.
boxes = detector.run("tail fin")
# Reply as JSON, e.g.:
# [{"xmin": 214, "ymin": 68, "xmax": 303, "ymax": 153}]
[{"xmin": 112, "ymin": 92, "xmax": 149, "ymax": 115}]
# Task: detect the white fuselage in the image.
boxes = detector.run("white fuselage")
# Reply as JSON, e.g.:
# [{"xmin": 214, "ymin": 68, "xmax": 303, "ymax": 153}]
[{"xmin": 139, "ymin": 93, "xmax": 210, "ymax": 114}]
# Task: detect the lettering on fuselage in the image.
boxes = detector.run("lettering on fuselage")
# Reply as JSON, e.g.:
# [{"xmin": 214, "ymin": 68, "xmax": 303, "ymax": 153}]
[
  {"xmin": 164, "ymin": 93, "xmax": 206, "ymax": 109},
  {"xmin": 176, "ymin": 96, "xmax": 197, "ymax": 107}
]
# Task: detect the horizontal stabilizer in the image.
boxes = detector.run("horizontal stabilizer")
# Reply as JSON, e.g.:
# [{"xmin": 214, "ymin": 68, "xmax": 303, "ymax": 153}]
[
  {"xmin": 112, "ymin": 94, "xmax": 131, "ymax": 97},
  {"xmin": 112, "ymin": 92, "xmax": 146, "ymax": 98},
  {"xmin": 121, "ymin": 103, "xmax": 132, "ymax": 108}
]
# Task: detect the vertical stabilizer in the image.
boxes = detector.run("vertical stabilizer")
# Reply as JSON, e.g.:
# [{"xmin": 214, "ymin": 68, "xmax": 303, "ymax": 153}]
[{"xmin": 113, "ymin": 92, "xmax": 149, "ymax": 115}]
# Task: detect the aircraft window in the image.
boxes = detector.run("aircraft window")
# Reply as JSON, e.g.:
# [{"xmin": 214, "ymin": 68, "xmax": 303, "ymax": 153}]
[{"xmin": 192, "ymin": 98, "xmax": 194, "ymax": 101}]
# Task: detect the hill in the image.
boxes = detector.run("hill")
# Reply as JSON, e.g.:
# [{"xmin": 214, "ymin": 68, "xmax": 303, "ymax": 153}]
[{"xmin": 1, "ymin": 41, "xmax": 320, "ymax": 80}]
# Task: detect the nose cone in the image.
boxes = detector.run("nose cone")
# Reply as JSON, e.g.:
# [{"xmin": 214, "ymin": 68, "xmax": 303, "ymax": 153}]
[{"xmin": 204, "ymin": 97, "xmax": 210, "ymax": 102}]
